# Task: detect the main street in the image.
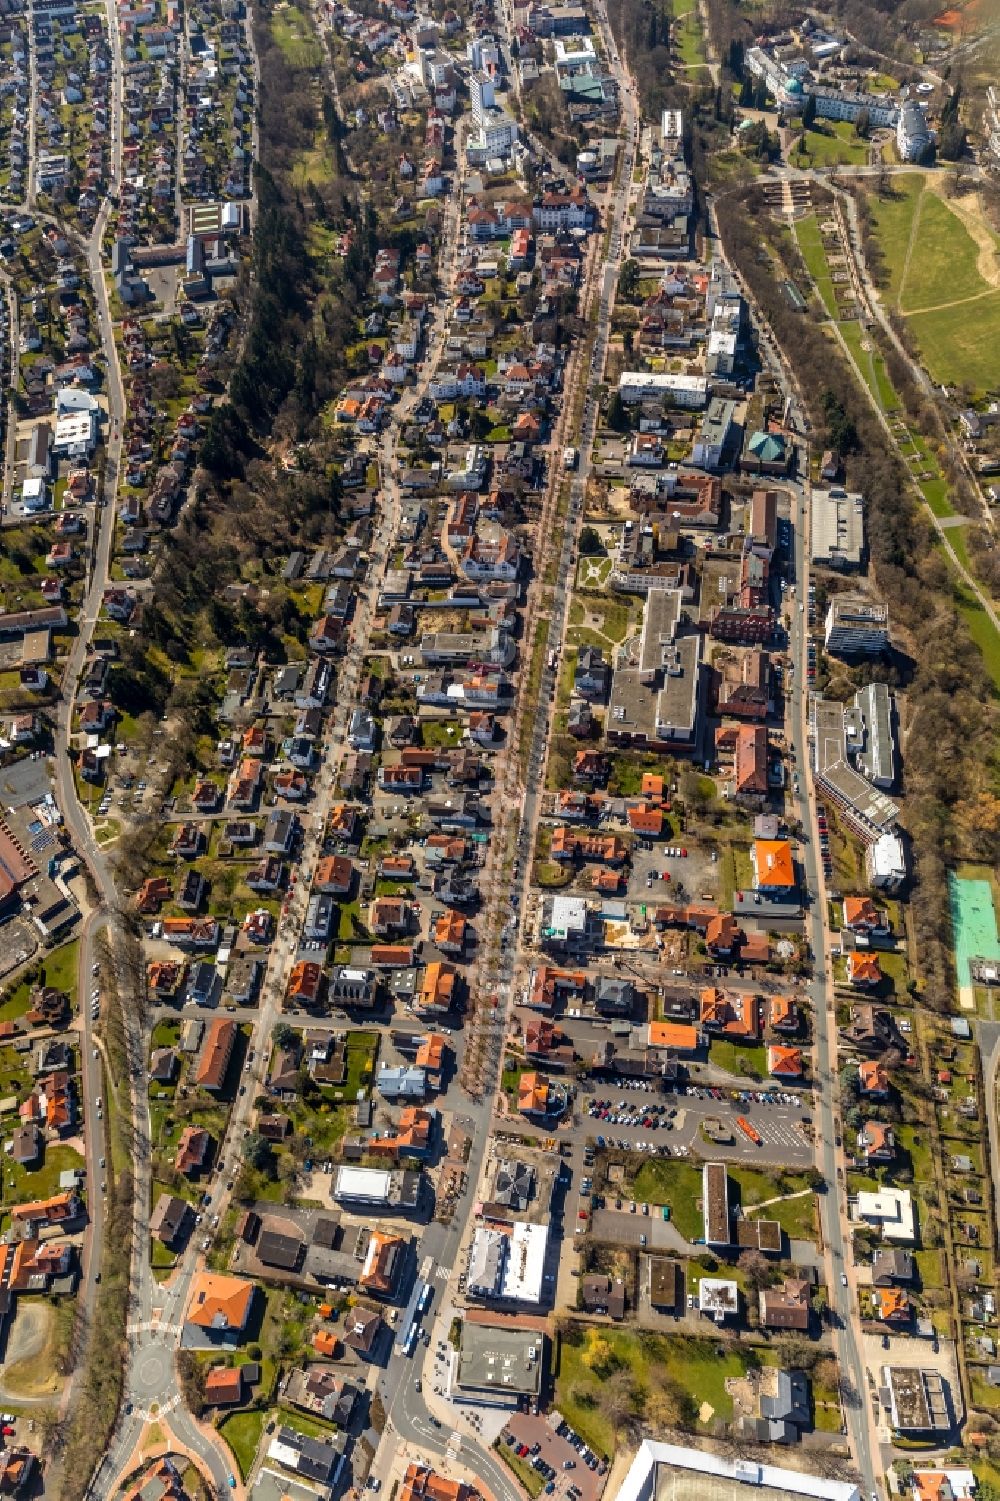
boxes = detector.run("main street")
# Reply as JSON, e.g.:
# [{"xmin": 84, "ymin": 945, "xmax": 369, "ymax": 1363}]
[
  {"xmin": 768, "ymin": 322, "xmax": 882, "ymax": 1496},
  {"xmin": 363, "ymin": 20, "xmax": 644, "ymax": 1496}
]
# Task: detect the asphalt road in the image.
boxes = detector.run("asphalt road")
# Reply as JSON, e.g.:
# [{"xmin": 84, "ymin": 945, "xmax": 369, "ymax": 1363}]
[{"xmin": 784, "ymin": 431, "xmax": 880, "ymax": 1496}]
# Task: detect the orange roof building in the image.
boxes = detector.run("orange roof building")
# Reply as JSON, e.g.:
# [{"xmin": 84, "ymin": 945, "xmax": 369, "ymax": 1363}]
[
  {"xmin": 328, "ymin": 803, "xmax": 358, "ymax": 839},
  {"xmin": 842, "ymin": 895, "xmax": 889, "ymax": 932},
  {"xmin": 704, "ymin": 913, "xmax": 739, "ymax": 954},
  {"xmin": 137, "ymin": 876, "xmax": 172, "ymax": 913},
  {"xmin": 848, "ymin": 952, "xmax": 883, "ymax": 987},
  {"xmin": 185, "ymin": 1272, "xmax": 256, "ymax": 1336},
  {"xmin": 627, "ymin": 804, "xmax": 664, "ymax": 837},
  {"xmin": 433, "ymin": 909, "xmax": 467, "ymax": 953},
  {"xmin": 913, "ymin": 1474, "xmax": 976, "ymax": 1501},
  {"xmin": 416, "ymin": 962, "xmax": 456, "ymax": 1015},
  {"xmin": 859, "ymin": 1060, "xmax": 889, "ymax": 1096},
  {"xmin": 528, "ymin": 965, "xmax": 585, "ymax": 1011},
  {"xmin": 752, "ymin": 839, "xmax": 795, "ymax": 893},
  {"xmin": 767, "ymin": 1044, "xmax": 803, "ymax": 1078},
  {"xmin": 874, "ymin": 1287, "xmax": 911, "ymax": 1322},
  {"xmin": 147, "ymin": 960, "xmax": 183, "ymax": 995},
  {"xmin": 640, "ymin": 772, "xmax": 665, "ymax": 803},
  {"xmin": 287, "ymin": 960, "xmax": 324, "ymax": 1005},
  {"xmin": 193, "ymin": 1018, "xmax": 237, "ymax": 1092},
  {"xmin": 371, "ymin": 944, "xmax": 416, "ymax": 967},
  {"xmin": 204, "ymin": 1366, "xmax": 244, "ymax": 1406},
  {"xmin": 699, "ymin": 987, "xmax": 759, "ymax": 1039},
  {"xmin": 400, "ymin": 1463, "xmax": 471, "ymax": 1501},
  {"xmin": 415, "ymin": 1034, "xmax": 446, "ymax": 1074},
  {"xmin": 10, "ymin": 1192, "xmax": 79, "ymax": 1228},
  {"xmin": 517, "ymin": 1071, "xmax": 550, "ymax": 1116},
  {"xmin": 769, "ymin": 995, "xmax": 799, "ymax": 1032},
  {"xmin": 646, "ymin": 1021, "xmax": 699, "ymax": 1053},
  {"xmin": 368, "ymin": 1107, "xmax": 435, "ymax": 1160},
  {"xmin": 175, "ymin": 1125, "xmax": 211, "ymax": 1175},
  {"xmin": 359, "ymin": 1230, "xmax": 405, "ymax": 1294},
  {"xmin": 313, "ymin": 1328, "xmax": 339, "ymax": 1357}
]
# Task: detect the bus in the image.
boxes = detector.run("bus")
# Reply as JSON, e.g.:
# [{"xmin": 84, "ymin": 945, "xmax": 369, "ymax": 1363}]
[
  {"xmin": 417, "ymin": 1282, "xmax": 434, "ymax": 1316},
  {"xmin": 562, "ymin": 446, "xmax": 578, "ymax": 471},
  {"xmin": 735, "ymin": 1116, "xmax": 762, "ymax": 1146}
]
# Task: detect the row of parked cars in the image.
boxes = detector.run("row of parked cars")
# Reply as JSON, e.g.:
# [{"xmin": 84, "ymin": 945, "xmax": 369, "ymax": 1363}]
[
  {"xmin": 588, "ymin": 1101, "xmax": 679, "ymax": 1127},
  {"xmin": 554, "ymin": 1418, "xmax": 606, "ymax": 1474}
]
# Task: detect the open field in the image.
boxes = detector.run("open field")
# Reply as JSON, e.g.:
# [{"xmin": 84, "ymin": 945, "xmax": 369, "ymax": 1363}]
[
  {"xmin": 555, "ymin": 1327, "xmax": 747, "ymax": 1456},
  {"xmin": 867, "ymin": 173, "xmax": 1000, "ymax": 391},
  {"xmin": 793, "ymin": 214, "xmax": 1000, "ymax": 689},
  {"xmin": 270, "ymin": 2, "xmax": 323, "ymax": 67}
]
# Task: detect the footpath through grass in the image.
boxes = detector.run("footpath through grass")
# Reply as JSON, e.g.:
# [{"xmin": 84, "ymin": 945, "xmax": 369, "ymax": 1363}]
[
  {"xmin": 794, "ymin": 214, "xmax": 1000, "ymax": 691},
  {"xmin": 867, "ymin": 172, "xmax": 1000, "ymax": 391}
]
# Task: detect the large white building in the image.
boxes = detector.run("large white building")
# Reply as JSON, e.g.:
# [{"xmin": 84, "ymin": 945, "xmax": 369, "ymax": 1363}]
[
  {"xmin": 616, "ymin": 1442, "xmax": 860, "ymax": 1501},
  {"xmin": 745, "ymin": 45, "xmax": 898, "ymax": 127},
  {"xmin": 466, "ymin": 1220, "xmax": 548, "ymax": 1306},
  {"xmin": 470, "ymin": 70, "xmax": 496, "ymax": 125},
  {"xmin": 617, "ymin": 371, "xmax": 708, "ymax": 408},
  {"xmin": 865, "ymin": 832, "xmax": 907, "ymax": 893},
  {"xmin": 466, "ymin": 107, "xmax": 519, "ymax": 163},
  {"xmin": 897, "ymin": 99, "xmax": 931, "ymax": 162},
  {"xmin": 855, "ymin": 1186, "xmax": 915, "ymax": 1243}
]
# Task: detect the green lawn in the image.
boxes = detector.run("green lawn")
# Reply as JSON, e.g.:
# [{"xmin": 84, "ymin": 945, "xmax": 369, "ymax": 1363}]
[
  {"xmin": 790, "ymin": 120, "xmax": 868, "ymax": 168},
  {"xmin": 838, "ymin": 321, "xmax": 900, "ymax": 414},
  {"xmin": 270, "ymin": 5, "xmax": 322, "ymax": 66},
  {"xmin": 673, "ymin": 3, "xmax": 706, "ymax": 68},
  {"xmin": 421, "ymin": 719, "xmax": 463, "ymax": 748},
  {"xmin": 868, "ymin": 173, "xmax": 924, "ymax": 301},
  {"xmin": 795, "ymin": 216, "xmax": 838, "ymax": 318},
  {"xmin": 867, "ymin": 173, "xmax": 1000, "ymax": 391},
  {"xmin": 896, "ymin": 187, "xmax": 995, "ymax": 313},
  {"xmin": 36, "ymin": 940, "xmax": 81, "ymax": 1003},
  {"xmin": 1, "ymin": 1143, "xmax": 86, "ymax": 1227},
  {"xmin": 555, "ymin": 1328, "xmax": 747, "ymax": 1457},
  {"xmin": 218, "ymin": 1408, "xmax": 267, "ymax": 1479},
  {"xmin": 709, "ymin": 1038, "xmax": 768, "ymax": 1079},
  {"xmin": 906, "ymin": 293, "xmax": 1000, "ymax": 391},
  {"xmin": 497, "ymin": 1442, "xmax": 544, "ymax": 1497},
  {"xmin": 630, "ymin": 1158, "xmax": 704, "ymax": 1240},
  {"xmin": 0, "ymin": 978, "xmax": 36, "ymax": 1023}
]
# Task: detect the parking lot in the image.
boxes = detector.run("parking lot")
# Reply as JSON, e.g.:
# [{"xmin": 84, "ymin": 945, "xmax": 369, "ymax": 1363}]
[
  {"xmin": 571, "ymin": 1080, "xmax": 815, "ymax": 1169},
  {"xmin": 500, "ymin": 1412, "xmax": 606, "ymax": 1501}
]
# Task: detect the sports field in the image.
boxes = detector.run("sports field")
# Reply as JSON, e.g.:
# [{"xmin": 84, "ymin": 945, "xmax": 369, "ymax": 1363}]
[
  {"xmin": 868, "ymin": 172, "xmax": 1000, "ymax": 391},
  {"xmin": 948, "ymin": 870, "xmax": 1000, "ymax": 1007}
]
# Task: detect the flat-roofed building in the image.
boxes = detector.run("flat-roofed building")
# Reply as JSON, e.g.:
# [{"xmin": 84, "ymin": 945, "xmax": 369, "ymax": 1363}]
[
  {"xmin": 617, "ymin": 371, "xmax": 708, "ymax": 408},
  {"xmin": 614, "ymin": 1440, "xmax": 861, "ymax": 1501},
  {"xmin": 825, "ymin": 595, "xmax": 889, "ymax": 658},
  {"xmin": 811, "ymin": 694, "xmax": 899, "ymax": 842},
  {"xmin": 646, "ymin": 1256, "xmax": 681, "ymax": 1311},
  {"xmin": 451, "ymin": 1324, "xmax": 546, "ymax": 1406},
  {"xmin": 332, "ymin": 1165, "xmax": 422, "ymax": 1211},
  {"xmin": 811, "ymin": 487, "xmax": 864, "ymax": 571},
  {"xmin": 850, "ymin": 682, "xmax": 896, "ymax": 790},
  {"xmin": 703, "ymin": 1162, "xmax": 730, "ymax": 1246},
  {"xmin": 880, "ymin": 1366, "xmax": 950, "ymax": 1435},
  {"xmin": 855, "ymin": 1186, "xmax": 915, "ymax": 1244},
  {"xmin": 607, "ymin": 589, "xmax": 704, "ymax": 751}
]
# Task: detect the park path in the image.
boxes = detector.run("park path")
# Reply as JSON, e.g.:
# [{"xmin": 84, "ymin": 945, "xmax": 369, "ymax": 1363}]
[
  {"xmin": 903, "ymin": 284, "xmax": 1000, "ymax": 317},
  {"xmin": 924, "ymin": 179, "xmax": 1000, "ymax": 291},
  {"xmin": 745, "ymin": 1186, "xmax": 813, "ymax": 1212}
]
